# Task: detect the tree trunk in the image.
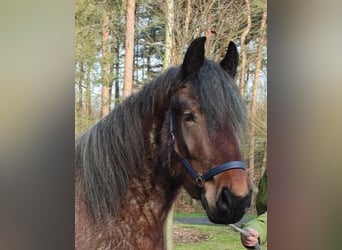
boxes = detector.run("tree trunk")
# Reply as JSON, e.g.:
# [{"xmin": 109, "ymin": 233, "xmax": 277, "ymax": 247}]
[
  {"xmin": 164, "ymin": 204, "xmax": 174, "ymax": 250},
  {"xmin": 114, "ymin": 43, "xmax": 121, "ymax": 104},
  {"xmin": 164, "ymin": 2, "xmax": 175, "ymax": 240},
  {"xmin": 248, "ymin": 11, "xmax": 267, "ymax": 210},
  {"xmin": 184, "ymin": 0, "xmax": 191, "ymax": 36},
  {"xmin": 76, "ymin": 62, "xmax": 85, "ymax": 112},
  {"xmin": 205, "ymin": 11, "xmax": 212, "ymax": 56},
  {"xmin": 239, "ymin": 0, "xmax": 251, "ymax": 97},
  {"xmin": 86, "ymin": 63, "xmax": 92, "ymax": 119},
  {"xmin": 260, "ymin": 141, "xmax": 267, "ymax": 176},
  {"xmin": 123, "ymin": 0, "xmax": 135, "ymax": 98},
  {"xmin": 146, "ymin": 47, "xmax": 151, "ymax": 78},
  {"xmin": 163, "ymin": 0, "xmax": 174, "ymax": 68},
  {"xmin": 101, "ymin": 13, "xmax": 111, "ymax": 118}
]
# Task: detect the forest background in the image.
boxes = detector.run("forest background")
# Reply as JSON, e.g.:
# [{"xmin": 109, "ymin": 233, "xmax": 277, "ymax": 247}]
[{"xmin": 75, "ymin": 0, "xmax": 267, "ymax": 214}]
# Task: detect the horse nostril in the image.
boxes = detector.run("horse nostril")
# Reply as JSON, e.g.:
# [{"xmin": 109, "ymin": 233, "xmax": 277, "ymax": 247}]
[
  {"xmin": 217, "ymin": 187, "xmax": 250, "ymax": 212},
  {"xmin": 211, "ymin": 187, "xmax": 252, "ymax": 224},
  {"xmin": 217, "ymin": 188, "xmax": 231, "ymax": 212}
]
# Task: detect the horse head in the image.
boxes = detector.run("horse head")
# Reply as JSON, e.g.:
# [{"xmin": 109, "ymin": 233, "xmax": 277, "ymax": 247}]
[{"xmin": 166, "ymin": 37, "xmax": 252, "ymax": 224}]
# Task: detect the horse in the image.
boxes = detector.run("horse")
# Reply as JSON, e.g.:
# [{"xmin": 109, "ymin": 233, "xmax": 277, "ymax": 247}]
[{"xmin": 75, "ymin": 37, "xmax": 252, "ymax": 249}]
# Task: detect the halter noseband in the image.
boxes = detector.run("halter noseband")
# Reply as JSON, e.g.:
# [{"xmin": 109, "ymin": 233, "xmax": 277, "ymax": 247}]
[{"xmin": 169, "ymin": 115, "xmax": 246, "ymax": 188}]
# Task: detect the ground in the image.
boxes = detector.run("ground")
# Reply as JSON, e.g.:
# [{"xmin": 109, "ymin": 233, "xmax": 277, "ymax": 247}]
[{"xmin": 173, "ymin": 224, "xmax": 210, "ymax": 243}]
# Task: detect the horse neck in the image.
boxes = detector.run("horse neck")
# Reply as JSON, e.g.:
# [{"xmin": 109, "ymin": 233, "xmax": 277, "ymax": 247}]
[
  {"xmin": 110, "ymin": 177, "xmax": 178, "ymax": 249},
  {"xmin": 76, "ymin": 82, "xmax": 182, "ymax": 249},
  {"xmin": 105, "ymin": 114, "xmax": 180, "ymax": 248},
  {"xmin": 76, "ymin": 117, "xmax": 180, "ymax": 250},
  {"xmin": 76, "ymin": 167, "xmax": 179, "ymax": 250}
]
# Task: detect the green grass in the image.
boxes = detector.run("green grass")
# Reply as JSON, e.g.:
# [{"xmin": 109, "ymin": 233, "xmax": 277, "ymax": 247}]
[
  {"xmin": 174, "ymin": 223, "xmax": 244, "ymax": 250},
  {"xmin": 174, "ymin": 212, "xmax": 207, "ymax": 218},
  {"xmin": 174, "ymin": 211, "xmax": 257, "ymax": 221},
  {"xmin": 174, "ymin": 219, "xmax": 267, "ymax": 250}
]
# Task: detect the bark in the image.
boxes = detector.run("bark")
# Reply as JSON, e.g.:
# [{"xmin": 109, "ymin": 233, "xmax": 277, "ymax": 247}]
[
  {"xmin": 101, "ymin": 13, "xmax": 111, "ymax": 118},
  {"xmin": 86, "ymin": 63, "xmax": 92, "ymax": 119},
  {"xmin": 164, "ymin": 204, "xmax": 174, "ymax": 250},
  {"xmin": 205, "ymin": 11, "xmax": 212, "ymax": 55},
  {"xmin": 163, "ymin": 0, "xmax": 174, "ymax": 68},
  {"xmin": 76, "ymin": 62, "xmax": 85, "ymax": 112},
  {"xmin": 184, "ymin": 0, "xmax": 191, "ymax": 35},
  {"xmin": 146, "ymin": 48, "xmax": 151, "ymax": 78},
  {"xmin": 164, "ymin": 3, "xmax": 175, "ymax": 246},
  {"xmin": 239, "ymin": 0, "xmax": 251, "ymax": 97},
  {"xmin": 260, "ymin": 141, "xmax": 267, "ymax": 176},
  {"xmin": 123, "ymin": 0, "xmax": 135, "ymax": 98},
  {"xmin": 114, "ymin": 43, "xmax": 121, "ymax": 104}
]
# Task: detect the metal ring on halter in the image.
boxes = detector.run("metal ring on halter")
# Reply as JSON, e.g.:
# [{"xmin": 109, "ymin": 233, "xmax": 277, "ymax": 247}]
[
  {"xmin": 195, "ymin": 174, "xmax": 205, "ymax": 187},
  {"xmin": 170, "ymin": 133, "xmax": 175, "ymax": 144}
]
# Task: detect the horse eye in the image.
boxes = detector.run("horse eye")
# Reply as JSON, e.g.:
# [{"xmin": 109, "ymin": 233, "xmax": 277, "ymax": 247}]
[{"xmin": 183, "ymin": 112, "xmax": 195, "ymax": 122}]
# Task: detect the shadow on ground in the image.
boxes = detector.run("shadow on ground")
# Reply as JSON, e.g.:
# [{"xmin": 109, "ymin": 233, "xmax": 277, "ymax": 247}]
[{"xmin": 173, "ymin": 215, "xmax": 251, "ymax": 226}]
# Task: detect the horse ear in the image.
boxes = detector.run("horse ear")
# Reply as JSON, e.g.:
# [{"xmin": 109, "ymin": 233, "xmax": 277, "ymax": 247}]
[
  {"xmin": 181, "ymin": 37, "xmax": 206, "ymax": 78},
  {"xmin": 220, "ymin": 41, "xmax": 239, "ymax": 78}
]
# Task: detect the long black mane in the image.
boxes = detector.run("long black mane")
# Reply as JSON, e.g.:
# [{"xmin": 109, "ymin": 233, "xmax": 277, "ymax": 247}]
[{"xmin": 75, "ymin": 60, "xmax": 247, "ymax": 219}]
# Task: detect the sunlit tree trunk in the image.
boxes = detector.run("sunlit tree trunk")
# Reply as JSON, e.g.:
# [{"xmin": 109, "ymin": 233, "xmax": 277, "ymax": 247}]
[
  {"xmin": 85, "ymin": 63, "xmax": 92, "ymax": 119},
  {"xmin": 101, "ymin": 13, "xmax": 111, "ymax": 118},
  {"xmin": 123, "ymin": 0, "xmax": 135, "ymax": 98},
  {"xmin": 114, "ymin": 42, "xmax": 121, "ymax": 104},
  {"xmin": 163, "ymin": 0, "xmax": 174, "ymax": 68},
  {"xmin": 163, "ymin": 1, "xmax": 175, "ymax": 249},
  {"xmin": 184, "ymin": 0, "xmax": 191, "ymax": 36},
  {"xmin": 239, "ymin": 0, "xmax": 251, "ymax": 97},
  {"xmin": 205, "ymin": 11, "xmax": 212, "ymax": 56},
  {"xmin": 164, "ymin": 203, "xmax": 174, "ymax": 250}
]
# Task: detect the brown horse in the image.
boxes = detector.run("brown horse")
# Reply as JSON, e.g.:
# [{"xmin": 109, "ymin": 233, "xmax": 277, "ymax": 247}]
[{"xmin": 75, "ymin": 37, "xmax": 252, "ymax": 249}]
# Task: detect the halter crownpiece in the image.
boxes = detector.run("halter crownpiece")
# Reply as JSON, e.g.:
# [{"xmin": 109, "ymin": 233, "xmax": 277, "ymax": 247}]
[{"xmin": 168, "ymin": 115, "xmax": 246, "ymax": 188}]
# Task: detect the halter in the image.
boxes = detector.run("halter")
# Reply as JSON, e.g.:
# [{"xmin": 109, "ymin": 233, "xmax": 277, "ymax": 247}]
[{"xmin": 169, "ymin": 115, "xmax": 246, "ymax": 188}]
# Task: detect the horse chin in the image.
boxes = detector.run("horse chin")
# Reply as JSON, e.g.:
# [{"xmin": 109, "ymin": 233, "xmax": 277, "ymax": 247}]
[
  {"xmin": 205, "ymin": 207, "xmax": 245, "ymax": 224},
  {"xmin": 200, "ymin": 192, "xmax": 251, "ymax": 224}
]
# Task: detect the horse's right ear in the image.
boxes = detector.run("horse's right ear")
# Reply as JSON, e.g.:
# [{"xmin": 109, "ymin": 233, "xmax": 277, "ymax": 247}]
[
  {"xmin": 181, "ymin": 37, "xmax": 206, "ymax": 79},
  {"xmin": 220, "ymin": 41, "xmax": 239, "ymax": 78}
]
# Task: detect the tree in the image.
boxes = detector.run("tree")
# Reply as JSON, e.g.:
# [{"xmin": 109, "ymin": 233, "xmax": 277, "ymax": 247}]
[
  {"xmin": 76, "ymin": 62, "xmax": 85, "ymax": 112},
  {"xmin": 163, "ymin": 0, "xmax": 174, "ymax": 68},
  {"xmin": 248, "ymin": 10, "xmax": 267, "ymax": 209},
  {"xmin": 75, "ymin": 0, "xmax": 103, "ymax": 134},
  {"xmin": 101, "ymin": 12, "xmax": 111, "ymax": 117},
  {"xmin": 123, "ymin": 0, "xmax": 136, "ymax": 98},
  {"xmin": 75, "ymin": 0, "xmax": 268, "ymax": 215},
  {"xmin": 239, "ymin": 0, "xmax": 252, "ymax": 97},
  {"xmin": 162, "ymin": 2, "xmax": 175, "ymax": 249}
]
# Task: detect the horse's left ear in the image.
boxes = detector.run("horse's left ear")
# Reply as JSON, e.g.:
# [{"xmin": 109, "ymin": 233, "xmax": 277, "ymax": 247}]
[
  {"xmin": 181, "ymin": 37, "xmax": 206, "ymax": 79},
  {"xmin": 220, "ymin": 41, "xmax": 239, "ymax": 78}
]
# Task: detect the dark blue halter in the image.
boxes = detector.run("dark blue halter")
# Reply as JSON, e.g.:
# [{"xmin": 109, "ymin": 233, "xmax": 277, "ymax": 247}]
[{"xmin": 169, "ymin": 115, "xmax": 246, "ymax": 188}]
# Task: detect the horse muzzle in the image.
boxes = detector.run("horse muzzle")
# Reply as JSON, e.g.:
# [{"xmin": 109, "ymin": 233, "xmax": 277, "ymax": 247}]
[{"xmin": 201, "ymin": 186, "xmax": 252, "ymax": 224}]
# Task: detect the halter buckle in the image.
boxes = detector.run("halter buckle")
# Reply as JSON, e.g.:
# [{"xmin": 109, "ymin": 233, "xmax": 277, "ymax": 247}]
[
  {"xmin": 195, "ymin": 174, "xmax": 205, "ymax": 187},
  {"xmin": 170, "ymin": 132, "xmax": 175, "ymax": 144}
]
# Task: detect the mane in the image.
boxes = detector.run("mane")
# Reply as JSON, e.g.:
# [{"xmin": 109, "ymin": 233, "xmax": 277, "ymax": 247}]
[
  {"xmin": 75, "ymin": 59, "xmax": 248, "ymax": 220},
  {"xmin": 75, "ymin": 67, "xmax": 180, "ymax": 219}
]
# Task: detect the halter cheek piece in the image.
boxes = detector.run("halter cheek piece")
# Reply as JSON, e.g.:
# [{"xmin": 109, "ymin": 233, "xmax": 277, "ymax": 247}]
[{"xmin": 169, "ymin": 115, "xmax": 246, "ymax": 188}]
